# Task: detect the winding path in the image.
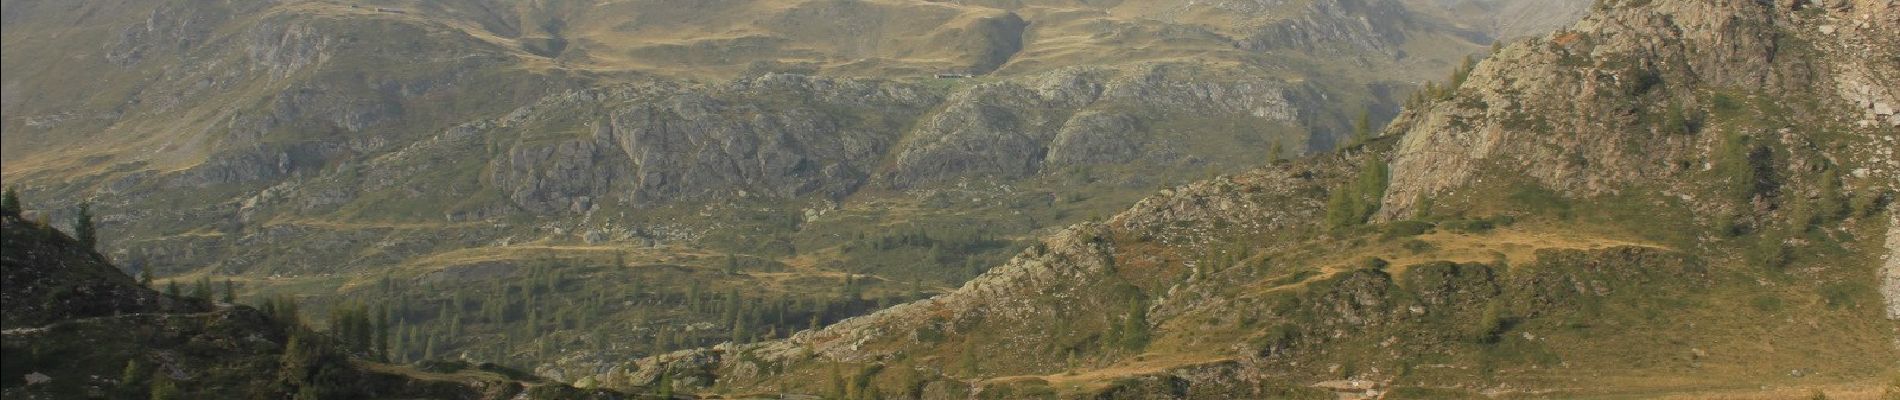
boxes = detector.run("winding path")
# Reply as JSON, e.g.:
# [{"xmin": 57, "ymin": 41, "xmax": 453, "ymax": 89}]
[{"xmin": 1882, "ymin": 210, "xmax": 1899, "ymax": 321}]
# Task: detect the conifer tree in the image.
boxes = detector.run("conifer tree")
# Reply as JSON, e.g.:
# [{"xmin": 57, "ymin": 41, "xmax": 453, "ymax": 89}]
[
  {"xmin": 222, "ymin": 279, "xmax": 237, "ymax": 304},
  {"xmin": 1120, "ymin": 298, "xmax": 1151, "ymax": 350},
  {"xmin": 1451, "ymin": 55, "xmax": 1476, "ymax": 89},
  {"xmin": 73, "ymin": 202, "xmax": 97, "ymax": 250},
  {"xmin": 0, "ymin": 186, "xmax": 20, "ymax": 217},
  {"xmin": 117, "ymin": 358, "xmax": 151, "ymax": 398},
  {"xmin": 1353, "ymin": 109, "xmax": 1374, "ymax": 144},
  {"xmin": 149, "ymin": 374, "xmax": 182, "ymax": 400},
  {"xmin": 375, "ymin": 304, "xmax": 391, "ymax": 361},
  {"xmin": 189, "ymin": 277, "xmax": 212, "ymax": 300}
]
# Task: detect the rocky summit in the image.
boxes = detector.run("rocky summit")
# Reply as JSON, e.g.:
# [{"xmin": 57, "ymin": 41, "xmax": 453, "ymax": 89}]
[{"xmin": 3, "ymin": 0, "xmax": 1897, "ymax": 398}]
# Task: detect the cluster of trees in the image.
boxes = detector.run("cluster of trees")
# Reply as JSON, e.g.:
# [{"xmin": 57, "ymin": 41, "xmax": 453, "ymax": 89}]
[
  {"xmin": 1, "ymin": 186, "xmax": 98, "ymax": 250},
  {"xmin": 327, "ymin": 304, "xmax": 393, "ymax": 361},
  {"xmin": 110, "ymin": 289, "xmax": 365, "ymax": 399},
  {"xmin": 1325, "ymin": 157, "xmax": 1391, "ymax": 228},
  {"xmin": 330, "ymin": 262, "xmax": 925, "ymax": 369},
  {"xmin": 157, "ymin": 276, "xmax": 239, "ymax": 304},
  {"xmin": 838, "ymin": 228, "xmax": 1012, "ymax": 282},
  {"xmin": 1404, "ymin": 55, "xmax": 1479, "ymax": 109}
]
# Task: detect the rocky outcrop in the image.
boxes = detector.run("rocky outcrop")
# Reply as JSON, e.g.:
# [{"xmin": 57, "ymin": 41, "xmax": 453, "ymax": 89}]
[
  {"xmin": 483, "ymin": 75, "xmax": 937, "ymax": 211},
  {"xmin": 1238, "ymin": 0, "xmax": 1421, "ymax": 55},
  {"xmin": 474, "ymin": 65, "xmax": 1340, "ymax": 209},
  {"xmin": 884, "ymin": 65, "xmax": 1313, "ymax": 188},
  {"xmin": 600, "ymin": 150, "xmax": 1369, "ymax": 390},
  {"xmin": 1379, "ymin": 0, "xmax": 1899, "ymax": 219}
]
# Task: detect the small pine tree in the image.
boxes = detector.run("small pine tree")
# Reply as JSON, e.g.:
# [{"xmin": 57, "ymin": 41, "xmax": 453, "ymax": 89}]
[
  {"xmin": 222, "ymin": 280, "xmax": 237, "ymax": 304},
  {"xmin": 731, "ymin": 315, "xmax": 749, "ymax": 344},
  {"xmin": 0, "ymin": 186, "xmax": 21, "ymax": 217},
  {"xmin": 117, "ymin": 358, "xmax": 151, "ymax": 398},
  {"xmin": 149, "ymin": 374, "xmax": 182, "ymax": 400},
  {"xmin": 1472, "ymin": 301, "xmax": 1507, "ymax": 343},
  {"xmin": 1817, "ymin": 168, "xmax": 1847, "ymax": 221},
  {"xmin": 165, "ymin": 281, "xmax": 181, "ymax": 298},
  {"xmin": 73, "ymin": 202, "xmax": 97, "ymax": 250},
  {"xmin": 1353, "ymin": 109, "xmax": 1374, "ymax": 144},
  {"xmin": 189, "ymin": 277, "xmax": 212, "ymax": 301},
  {"xmin": 1120, "ymin": 298, "xmax": 1151, "ymax": 350},
  {"xmin": 375, "ymin": 305, "xmax": 391, "ymax": 361},
  {"xmin": 656, "ymin": 372, "xmax": 674, "ymax": 398},
  {"xmin": 139, "ymin": 268, "xmax": 155, "ymax": 288},
  {"xmin": 1450, "ymin": 55, "xmax": 1476, "ymax": 89},
  {"xmin": 827, "ymin": 365, "xmax": 847, "ymax": 399}
]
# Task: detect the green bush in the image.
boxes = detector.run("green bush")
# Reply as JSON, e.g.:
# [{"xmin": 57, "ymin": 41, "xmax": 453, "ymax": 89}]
[
  {"xmin": 1749, "ymin": 295, "xmax": 1785, "ymax": 313},
  {"xmin": 1357, "ymin": 257, "xmax": 1391, "ymax": 271},
  {"xmin": 1382, "ymin": 221, "xmax": 1435, "ymax": 238},
  {"xmin": 1819, "ymin": 282, "xmax": 1867, "ymax": 310},
  {"xmin": 1441, "ymin": 219, "xmax": 1497, "ymax": 234},
  {"xmin": 1470, "ymin": 301, "xmax": 1510, "ymax": 343}
]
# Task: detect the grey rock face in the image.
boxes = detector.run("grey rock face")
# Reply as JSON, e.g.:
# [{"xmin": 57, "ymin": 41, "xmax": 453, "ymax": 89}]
[
  {"xmin": 884, "ymin": 65, "xmax": 1308, "ymax": 188},
  {"xmin": 1239, "ymin": 0, "xmax": 1420, "ymax": 55},
  {"xmin": 477, "ymin": 65, "xmax": 1337, "ymax": 210},
  {"xmin": 486, "ymin": 75, "xmax": 939, "ymax": 212},
  {"xmin": 1380, "ymin": 0, "xmax": 1898, "ymax": 219}
]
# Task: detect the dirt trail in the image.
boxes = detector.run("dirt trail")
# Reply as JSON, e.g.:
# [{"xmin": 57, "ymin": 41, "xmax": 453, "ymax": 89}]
[
  {"xmin": 1250, "ymin": 227, "xmax": 1674, "ymax": 293},
  {"xmin": 1882, "ymin": 209, "xmax": 1899, "ymax": 321},
  {"xmin": 1, "ymin": 308, "xmax": 229, "ymax": 336},
  {"xmin": 982, "ymin": 353, "xmax": 1233, "ymax": 390}
]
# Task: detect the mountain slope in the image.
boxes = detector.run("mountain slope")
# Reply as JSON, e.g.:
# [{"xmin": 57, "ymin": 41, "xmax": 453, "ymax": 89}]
[
  {"xmin": 0, "ymin": 214, "xmax": 616, "ymax": 399},
  {"xmin": 606, "ymin": 0, "xmax": 1900, "ymax": 397},
  {"xmin": 1, "ymin": 0, "xmax": 1595, "ymax": 374}
]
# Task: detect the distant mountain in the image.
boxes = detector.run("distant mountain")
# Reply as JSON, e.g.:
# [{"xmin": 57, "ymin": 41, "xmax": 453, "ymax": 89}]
[
  {"xmin": 1400, "ymin": 0, "xmax": 1592, "ymax": 41},
  {"xmin": 612, "ymin": 0, "xmax": 1900, "ymax": 397},
  {"xmin": 0, "ymin": 0, "xmax": 1595, "ymax": 383}
]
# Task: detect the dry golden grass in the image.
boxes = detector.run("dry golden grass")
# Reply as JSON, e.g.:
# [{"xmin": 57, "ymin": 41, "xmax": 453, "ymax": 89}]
[{"xmin": 984, "ymin": 352, "xmax": 1236, "ymax": 394}]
